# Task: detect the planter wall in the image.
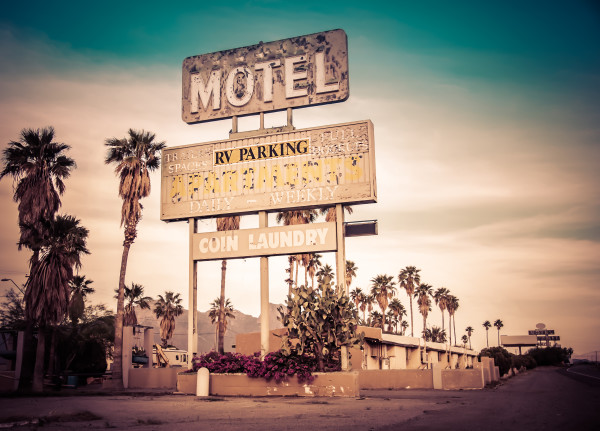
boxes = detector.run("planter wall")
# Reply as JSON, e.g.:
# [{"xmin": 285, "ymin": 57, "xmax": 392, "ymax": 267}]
[{"xmin": 177, "ymin": 372, "xmax": 359, "ymax": 397}]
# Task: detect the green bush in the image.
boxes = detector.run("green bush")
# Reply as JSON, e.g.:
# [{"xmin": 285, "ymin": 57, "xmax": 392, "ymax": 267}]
[
  {"xmin": 511, "ymin": 354, "xmax": 537, "ymax": 370},
  {"xmin": 479, "ymin": 346, "xmax": 512, "ymax": 376},
  {"xmin": 526, "ymin": 347, "xmax": 572, "ymax": 366}
]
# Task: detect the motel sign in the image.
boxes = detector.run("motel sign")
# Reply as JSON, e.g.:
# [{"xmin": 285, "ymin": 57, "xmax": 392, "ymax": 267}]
[{"xmin": 182, "ymin": 29, "xmax": 349, "ymax": 123}]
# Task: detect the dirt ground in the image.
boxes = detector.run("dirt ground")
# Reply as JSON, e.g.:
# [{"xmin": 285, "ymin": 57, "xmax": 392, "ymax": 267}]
[{"xmin": 0, "ymin": 365, "xmax": 598, "ymax": 430}]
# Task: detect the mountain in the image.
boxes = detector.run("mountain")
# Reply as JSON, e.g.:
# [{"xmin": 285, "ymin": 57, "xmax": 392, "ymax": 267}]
[{"xmin": 133, "ymin": 302, "xmax": 284, "ymax": 354}]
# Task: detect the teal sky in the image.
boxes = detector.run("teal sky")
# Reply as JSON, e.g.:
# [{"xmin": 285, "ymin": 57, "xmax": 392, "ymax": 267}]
[{"xmin": 1, "ymin": 1, "xmax": 599, "ymax": 355}]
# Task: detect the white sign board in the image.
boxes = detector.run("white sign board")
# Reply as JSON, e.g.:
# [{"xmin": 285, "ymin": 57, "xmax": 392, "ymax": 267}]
[
  {"xmin": 160, "ymin": 120, "xmax": 376, "ymax": 221},
  {"xmin": 192, "ymin": 222, "xmax": 337, "ymax": 261},
  {"xmin": 182, "ymin": 29, "xmax": 349, "ymax": 123}
]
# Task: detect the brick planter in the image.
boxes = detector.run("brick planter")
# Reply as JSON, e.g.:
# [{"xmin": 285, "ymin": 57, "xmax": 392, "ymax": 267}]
[{"xmin": 177, "ymin": 371, "xmax": 359, "ymax": 397}]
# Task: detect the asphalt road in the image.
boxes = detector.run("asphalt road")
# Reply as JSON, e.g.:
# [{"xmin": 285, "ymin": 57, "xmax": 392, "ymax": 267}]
[{"xmin": 0, "ymin": 365, "xmax": 598, "ymax": 430}]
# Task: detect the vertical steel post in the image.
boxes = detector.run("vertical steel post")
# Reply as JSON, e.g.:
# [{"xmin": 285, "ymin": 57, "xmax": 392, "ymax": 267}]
[
  {"xmin": 259, "ymin": 211, "xmax": 270, "ymax": 359},
  {"xmin": 335, "ymin": 204, "xmax": 349, "ymax": 370},
  {"xmin": 188, "ymin": 218, "xmax": 198, "ymax": 368}
]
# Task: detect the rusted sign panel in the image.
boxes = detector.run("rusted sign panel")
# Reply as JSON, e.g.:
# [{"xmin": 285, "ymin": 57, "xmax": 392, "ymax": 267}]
[
  {"xmin": 160, "ymin": 120, "xmax": 376, "ymax": 221},
  {"xmin": 182, "ymin": 29, "xmax": 349, "ymax": 123},
  {"xmin": 192, "ymin": 222, "xmax": 337, "ymax": 261}
]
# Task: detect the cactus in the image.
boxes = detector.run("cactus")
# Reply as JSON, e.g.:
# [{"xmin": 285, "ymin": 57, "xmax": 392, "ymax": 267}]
[{"xmin": 278, "ymin": 279, "xmax": 363, "ymax": 372}]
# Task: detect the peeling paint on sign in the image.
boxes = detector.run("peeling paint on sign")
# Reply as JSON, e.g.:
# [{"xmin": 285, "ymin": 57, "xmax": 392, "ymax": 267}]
[
  {"xmin": 182, "ymin": 29, "xmax": 349, "ymax": 123},
  {"xmin": 160, "ymin": 120, "xmax": 376, "ymax": 221}
]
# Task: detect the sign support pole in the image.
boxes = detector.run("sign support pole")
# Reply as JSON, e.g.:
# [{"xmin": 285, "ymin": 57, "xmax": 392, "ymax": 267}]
[
  {"xmin": 335, "ymin": 204, "xmax": 349, "ymax": 370},
  {"xmin": 259, "ymin": 211, "xmax": 270, "ymax": 359},
  {"xmin": 188, "ymin": 218, "xmax": 198, "ymax": 367}
]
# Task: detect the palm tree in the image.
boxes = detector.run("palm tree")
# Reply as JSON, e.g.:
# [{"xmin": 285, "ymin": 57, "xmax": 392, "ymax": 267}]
[
  {"xmin": 400, "ymin": 320, "xmax": 409, "ymax": 336},
  {"xmin": 320, "ymin": 205, "xmax": 354, "ymax": 224},
  {"xmin": 433, "ymin": 287, "xmax": 450, "ymax": 332},
  {"xmin": 306, "ymin": 253, "xmax": 322, "ymax": 288},
  {"xmin": 215, "ymin": 216, "xmax": 240, "ymax": 354},
  {"xmin": 105, "ymin": 128, "xmax": 165, "ymax": 386},
  {"xmin": 483, "ymin": 320, "xmax": 492, "ymax": 347},
  {"xmin": 121, "ymin": 282, "xmax": 152, "ymax": 327},
  {"xmin": 423, "ymin": 326, "xmax": 447, "ymax": 343},
  {"xmin": 0, "ymin": 127, "xmax": 75, "ymax": 260},
  {"xmin": 350, "ymin": 287, "xmax": 363, "ymax": 310},
  {"xmin": 385, "ymin": 309, "xmax": 398, "ymax": 332},
  {"xmin": 465, "ymin": 326, "xmax": 474, "ymax": 350},
  {"xmin": 461, "ymin": 334, "xmax": 469, "ymax": 347},
  {"xmin": 345, "ymin": 260, "xmax": 357, "ymax": 291},
  {"xmin": 388, "ymin": 298, "xmax": 406, "ymax": 333},
  {"xmin": 370, "ymin": 274, "xmax": 396, "ymax": 315},
  {"xmin": 398, "ymin": 266, "xmax": 421, "ymax": 337},
  {"xmin": 369, "ymin": 310, "xmax": 384, "ymax": 329},
  {"xmin": 414, "ymin": 283, "xmax": 433, "ymax": 337},
  {"xmin": 1, "ymin": 127, "xmax": 75, "ymax": 391},
  {"xmin": 209, "ymin": 296, "xmax": 236, "ymax": 349},
  {"xmin": 358, "ymin": 291, "xmax": 369, "ymax": 323},
  {"xmin": 494, "ymin": 319, "xmax": 504, "ymax": 346},
  {"xmin": 25, "ymin": 215, "xmax": 89, "ymax": 392},
  {"xmin": 68, "ymin": 275, "xmax": 94, "ymax": 326},
  {"xmin": 276, "ymin": 210, "xmax": 317, "ymax": 291},
  {"xmin": 316, "ymin": 264, "xmax": 334, "ymax": 286},
  {"xmin": 153, "ymin": 291, "xmax": 184, "ymax": 347},
  {"xmin": 447, "ymin": 295, "xmax": 459, "ymax": 346}
]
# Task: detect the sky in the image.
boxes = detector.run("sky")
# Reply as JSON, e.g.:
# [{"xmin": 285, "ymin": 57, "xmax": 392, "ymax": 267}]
[{"xmin": 0, "ymin": 1, "xmax": 599, "ymax": 356}]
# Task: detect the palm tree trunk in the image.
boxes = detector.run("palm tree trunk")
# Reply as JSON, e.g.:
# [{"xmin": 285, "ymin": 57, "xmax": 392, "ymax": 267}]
[
  {"xmin": 112, "ymin": 239, "xmax": 132, "ymax": 388},
  {"xmin": 18, "ymin": 320, "xmax": 35, "ymax": 391},
  {"xmin": 409, "ymin": 296, "xmax": 414, "ymax": 337},
  {"xmin": 288, "ymin": 258, "xmax": 294, "ymax": 295},
  {"xmin": 497, "ymin": 330, "xmax": 500, "ymax": 346},
  {"xmin": 32, "ymin": 326, "xmax": 46, "ymax": 393},
  {"xmin": 486, "ymin": 330, "xmax": 489, "ymax": 347},
  {"xmin": 218, "ymin": 260, "xmax": 227, "ymax": 354},
  {"xmin": 441, "ymin": 312, "xmax": 445, "ymax": 332},
  {"xmin": 453, "ymin": 316, "xmax": 457, "ymax": 346},
  {"xmin": 449, "ymin": 315, "xmax": 452, "ymax": 347}
]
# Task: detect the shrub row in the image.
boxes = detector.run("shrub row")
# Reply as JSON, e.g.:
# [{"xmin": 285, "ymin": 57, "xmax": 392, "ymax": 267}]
[{"xmin": 188, "ymin": 350, "xmax": 340, "ymax": 383}]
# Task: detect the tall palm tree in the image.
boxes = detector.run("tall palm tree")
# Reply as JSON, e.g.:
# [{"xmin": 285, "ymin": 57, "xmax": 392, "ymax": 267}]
[
  {"xmin": 461, "ymin": 335, "xmax": 469, "ymax": 347},
  {"xmin": 370, "ymin": 274, "xmax": 396, "ymax": 315},
  {"xmin": 306, "ymin": 253, "xmax": 322, "ymax": 288},
  {"xmin": 388, "ymin": 298, "xmax": 406, "ymax": 334},
  {"xmin": 494, "ymin": 319, "xmax": 504, "ymax": 346},
  {"xmin": 276, "ymin": 210, "xmax": 317, "ymax": 291},
  {"xmin": 433, "ymin": 287, "xmax": 450, "ymax": 332},
  {"xmin": 385, "ymin": 309, "xmax": 398, "ymax": 332},
  {"xmin": 25, "ymin": 215, "xmax": 89, "ymax": 392},
  {"xmin": 414, "ymin": 283, "xmax": 433, "ymax": 337},
  {"xmin": 447, "ymin": 295, "xmax": 459, "ymax": 346},
  {"xmin": 358, "ymin": 291, "xmax": 369, "ymax": 323},
  {"xmin": 465, "ymin": 326, "xmax": 474, "ymax": 350},
  {"xmin": 68, "ymin": 275, "xmax": 94, "ymax": 326},
  {"xmin": 398, "ymin": 266, "xmax": 421, "ymax": 337},
  {"xmin": 1, "ymin": 126, "xmax": 75, "ymax": 391},
  {"xmin": 105, "ymin": 128, "xmax": 165, "ymax": 386},
  {"xmin": 483, "ymin": 320, "xmax": 492, "ymax": 347},
  {"xmin": 215, "ymin": 215, "xmax": 240, "ymax": 354},
  {"xmin": 153, "ymin": 291, "xmax": 184, "ymax": 347},
  {"xmin": 208, "ymin": 296, "xmax": 236, "ymax": 350},
  {"xmin": 345, "ymin": 260, "xmax": 357, "ymax": 291},
  {"xmin": 121, "ymin": 282, "xmax": 152, "ymax": 327}
]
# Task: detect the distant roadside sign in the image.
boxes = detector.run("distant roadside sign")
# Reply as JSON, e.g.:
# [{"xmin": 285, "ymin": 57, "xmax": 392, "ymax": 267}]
[
  {"xmin": 182, "ymin": 29, "xmax": 349, "ymax": 123},
  {"xmin": 161, "ymin": 120, "xmax": 376, "ymax": 221}
]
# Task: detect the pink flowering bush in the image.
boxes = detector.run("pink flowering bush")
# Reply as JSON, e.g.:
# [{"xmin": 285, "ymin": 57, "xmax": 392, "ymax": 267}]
[{"xmin": 189, "ymin": 350, "xmax": 334, "ymax": 383}]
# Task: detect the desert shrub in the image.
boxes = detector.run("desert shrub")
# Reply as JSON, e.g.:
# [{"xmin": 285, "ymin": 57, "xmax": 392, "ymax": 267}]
[
  {"xmin": 526, "ymin": 347, "xmax": 572, "ymax": 366},
  {"xmin": 511, "ymin": 354, "xmax": 537, "ymax": 371},
  {"xmin": 479, "ymin": 346, "xmax": 512, "ymax": 376}
]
